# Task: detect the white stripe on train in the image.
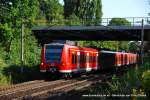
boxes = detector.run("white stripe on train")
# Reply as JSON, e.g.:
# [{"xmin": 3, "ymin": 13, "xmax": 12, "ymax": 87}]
[{"xmin": 59, "ymin": 67, "xmax": 97, "ymax": 73}]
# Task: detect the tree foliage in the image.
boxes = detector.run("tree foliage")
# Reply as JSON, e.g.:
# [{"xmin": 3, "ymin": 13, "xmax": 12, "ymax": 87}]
[
  {"xmin": 108, "ymin": 18, "xmax": 131, "ymax": 26},
  {"xmin": 38, "ymin": 0, "xmax": 64, "ymax": 21},
  {"xmin": 79, "ymin": 41, "xmax": 119, "ymax": 51},
  {"xmin": 0, "ymin": 0, "xmax": 67, "ymax": 85},
  {"xmin": 108, "ymin": 18, "xmax": 132, "ymax": 51},
  {"xmin": 64, "ymin": 0, "xmax": 103, "ymax": 25},
  {"xmin": 65, "ymin": 13, "xmax": 81, "ymax": 26},
  {"xmin": 0, "ymin": 0, "xmax": 39, "ymax": 66}
]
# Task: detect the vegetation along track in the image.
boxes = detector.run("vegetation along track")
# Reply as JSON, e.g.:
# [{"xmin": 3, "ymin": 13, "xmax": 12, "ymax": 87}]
[{"xmin": 0, "ymin": 73, "xmax": 112, "ymax": 100}]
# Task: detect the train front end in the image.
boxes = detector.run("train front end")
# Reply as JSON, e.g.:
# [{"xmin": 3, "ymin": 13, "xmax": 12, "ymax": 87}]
[{"xmin": 40, "ymin": 44, "xmax": 64, "ymax": 74}]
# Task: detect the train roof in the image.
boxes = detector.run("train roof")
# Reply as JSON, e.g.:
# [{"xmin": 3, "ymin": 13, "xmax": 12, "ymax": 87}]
[
  {"xmin": 44, "ymin": 43, "xmax": 64, "ymax": 46},
  {"xmin": 100, "ymin": 50, "xmax": 117, "ymax": 54},
  {"xmin": 44, "ymin": 44, "xmax": 138, "ymax": 55},
  {"xmin": 100, "ymin": 50, "xmax": 135, "ymax": 55},
  {"xmin": 65, "ymin": 44, "xmax": 98, "ymax": 52}
]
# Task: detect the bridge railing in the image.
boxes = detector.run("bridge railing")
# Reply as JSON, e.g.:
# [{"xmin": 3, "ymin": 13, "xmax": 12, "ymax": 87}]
[
  {"xmin": 34, "ymin": 17, "xmax": 150, "ymax": 26},
  {"xmin": 102, "ymin": 17, "xmax": 150, "ymax": 26}
]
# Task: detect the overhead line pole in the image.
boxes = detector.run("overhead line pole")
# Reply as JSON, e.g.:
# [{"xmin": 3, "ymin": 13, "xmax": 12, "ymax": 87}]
[
  {"xmin": 20, "ymin": 0, "xmax": 24, "ymax": 73},
  {"xmin": 21, "ymin": 19, "xmax": 24, "ymax": 73},
  {"xmin": 141, "ymin": 19, "xmax": 144, "ymax": 65}
]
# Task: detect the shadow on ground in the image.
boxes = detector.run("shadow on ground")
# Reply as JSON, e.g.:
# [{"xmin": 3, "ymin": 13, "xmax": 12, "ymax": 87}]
[{"xmin": 2, "ymin": 64, "xmax": 44, "ymax": 84}]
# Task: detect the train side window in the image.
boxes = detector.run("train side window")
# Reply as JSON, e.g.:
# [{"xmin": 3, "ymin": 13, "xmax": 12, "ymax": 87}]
[
  {"xmin": 72, "ymin": 53, "xmax": 77, "ymax": 64},
  {"xmin": 80, "ymin": 54, "xmax": 81, "ymax": 63},
  {"xmin": 90, "ymin": 56, "xmax": 92, "ymax": 62},
  {"xmin": 72, "ymin": 54, "xmax": 74, "ymax": 64},
  {"xmin": 86, "ymin": 53, "xmax": 89, "ymax": 63},
  {"xmin": 82, "ymin": 54, "xmax": 84, "ymax": 63},
  {"xmin": 91, "ymin": 55, "xmax": 93, "ymax": 62},
  {"xmin": 93, "ymin": 56, "xmax": 95, "ymax": 62},
  {"xmin": 83, "ymin": 55, "xmax": 85, "ymax": 63},
  {"xmin": 93, "ymin": 56, "xmax": 94, "ymax": 62},
  {"xmin": 75, "ymin": 54, "xmax": 77, "ymax": 64},
  {"xmin": 89, "ymin": 56, "xmax": 91, "ymax": 62},
  {"xmin": 80, "ymin": 54, "xmax": 82, "ymax": 63}
]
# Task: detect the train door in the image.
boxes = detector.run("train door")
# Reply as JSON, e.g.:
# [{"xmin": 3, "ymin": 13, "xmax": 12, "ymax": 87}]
[
  {"xmin": 86, "ymin": 52, "xmax": 90, "ymax": 71},
  {"xmin": 95, "ymin": 53, "xmax": 98, "ymax": 70},
  {"xmin": 91, "ymin": 52, "xmax": 96, "ymax": 69},
  {"xmin": 125, "ymin": 54, "xmax": 127, "ymax": 65},
  {"xmin": 77, "ymin": 51, "xmax": 80, "ymax": 72},
  {"xmin": 89, "ymin": 53, "xmax": 92, "ymax": 70},
  {"xmin": 121, "ymin": 54, "xmax": 124, "ymax": 66},
  {"xmin": 80, "ymin": 52, "xmax": 84, "ymax": 71},
  {"xmin": 119, "ymin": 54, "xmax": 122, "ymax": 66},
  {"xmin": 116, "ymin": 54, "xmax": 121, "ymax": 67},
  {"xmin": 83, "ymin": 52, "xmax": 86, "ymax": 71},
  {"xmin": 71, "ymin": 51, "xmax": 77, "ymax": 72},
  {"xmin": 92, "ymin": 53, "xmax": 97, "ymax": 70}
]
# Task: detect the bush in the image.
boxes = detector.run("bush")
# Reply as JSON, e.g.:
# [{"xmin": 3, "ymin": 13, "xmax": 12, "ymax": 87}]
[
  {"xmin": 142, "ymin": 70, "xmax": 150, "ymax": 91},
  {"xmin": 0, "ymin": 58, "xmax": 11, "ymax": 86}
]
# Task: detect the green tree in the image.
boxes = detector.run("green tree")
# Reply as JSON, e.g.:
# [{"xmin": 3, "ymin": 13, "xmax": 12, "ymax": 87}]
[
  {"xmin": 108, "ymin": 18, "xmax": 131, "ymax": 51},
  {"xmin": 117, "ymin": 41, "xmax": 129, "ymax": 51},
  {"xmin": 37, "ymin": 0, "xmax": 64, "ymax": 25},
  {"xmin": 108, "ymin": 18, "xmax": 131, "ymax": 26},
  {"xmin": 0, "ymin": 0, "xmax": 66, "ymax": 66},
  {"xmin": 0, "ymin": 0, "xmax": 39, "ymax": 51},
  {"xmin": 0, "ymin": 23, "xmax": 12, "ymax": 52},
  {"xmin": 128, "ymin": 41, "xmax": 141, "ymax": 53},
  {"xmin": 79, "ymin": 41, "xmax": 118, "ymax": 51},
  {"xmin": 0, "ymin": 0, "xmax": 40, "ymax": 65},
  {"xmin": 64, "ymin": 0, "xmax": 103, "ymax": 25},
  {"xmin": 65, "ymin": 13, "xmax": 81, "ymax": 25}
]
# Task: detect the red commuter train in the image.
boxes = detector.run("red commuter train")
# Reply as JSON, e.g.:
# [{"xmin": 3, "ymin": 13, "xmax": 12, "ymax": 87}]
[{"xmin": 40, "ymin": 43, "xmax": 138, "ymax": 77}]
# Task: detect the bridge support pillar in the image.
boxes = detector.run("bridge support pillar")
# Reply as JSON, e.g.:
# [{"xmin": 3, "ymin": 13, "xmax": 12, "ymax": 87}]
[{"xmin": 148, "ymin": 32, "xmax": 150, "ymax": 52}]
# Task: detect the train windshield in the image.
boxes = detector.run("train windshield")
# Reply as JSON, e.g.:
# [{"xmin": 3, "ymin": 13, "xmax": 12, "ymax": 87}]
[{"xmin": 45, "ymin": 45, "xmax": 63, "ymax": 64}]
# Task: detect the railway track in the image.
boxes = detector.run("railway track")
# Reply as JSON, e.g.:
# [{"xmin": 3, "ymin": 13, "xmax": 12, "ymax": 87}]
[
  {"xmin": 0, "ymin": 80, "xmax": 44, "ymax": 92},
  {"xmin": 0, "ymin": 73, "xmax": 112, "ymax": 100}
]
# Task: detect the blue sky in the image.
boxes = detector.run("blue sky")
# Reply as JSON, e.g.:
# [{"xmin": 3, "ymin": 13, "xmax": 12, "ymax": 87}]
[
  {"xmin": 59, "ymin": 0, "xmax": 150, "ymax": 18},
  {"xmin": 102, "ymin": 0, "xmax": 149, "ymax": 18}
]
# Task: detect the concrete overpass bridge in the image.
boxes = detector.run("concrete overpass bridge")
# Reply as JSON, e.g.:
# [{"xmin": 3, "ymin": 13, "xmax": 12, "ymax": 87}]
[{"xmin": 32, "ymin": 17, "xmax": 150, "ymax": 49}]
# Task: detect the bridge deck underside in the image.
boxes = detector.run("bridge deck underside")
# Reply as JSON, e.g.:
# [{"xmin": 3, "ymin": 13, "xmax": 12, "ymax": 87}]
[{"xmin": 32, "ymin": 26, "xmax": 150, "ymax": 45}]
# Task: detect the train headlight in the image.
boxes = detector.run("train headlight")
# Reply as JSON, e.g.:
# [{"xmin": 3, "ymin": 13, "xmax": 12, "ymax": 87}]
[
  {"xmin": 40, "ymin": 63, "xmax": 44, "ymax": 67},
  {"xmin": 41, "ymin": 63, "xmax": 44, "ymax": 65}
]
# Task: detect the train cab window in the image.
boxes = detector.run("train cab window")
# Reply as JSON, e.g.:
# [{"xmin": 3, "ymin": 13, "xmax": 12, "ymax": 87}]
[{"xmin": 45, "ymin": 45, "xmax": 63, "ymax": 64}]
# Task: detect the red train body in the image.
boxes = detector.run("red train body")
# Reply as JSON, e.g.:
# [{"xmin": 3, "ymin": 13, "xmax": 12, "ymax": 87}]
[
  {"xmin": 40, "ymin": 43, "xmax": 99, "ymax": 74},
  {"xmin": 40, "ymin": 43, "xmax": 139, "ymax": 76}
]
